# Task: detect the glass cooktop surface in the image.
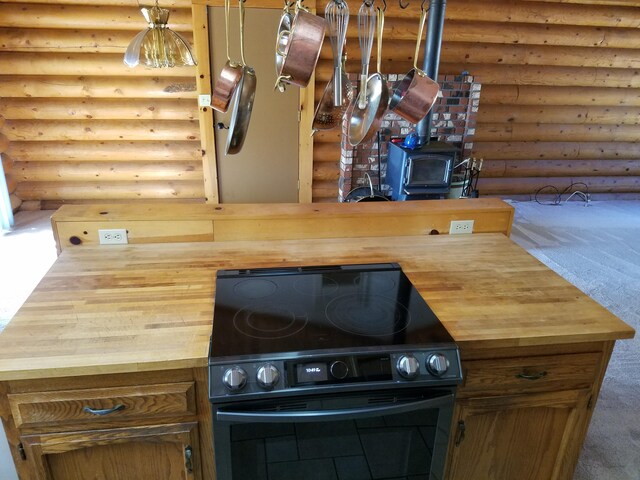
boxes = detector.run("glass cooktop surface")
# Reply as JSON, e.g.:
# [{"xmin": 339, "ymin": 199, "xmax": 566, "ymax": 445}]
[{"xmin": 210, "ymin": 263, "xmax": 454, "ymax": 359}]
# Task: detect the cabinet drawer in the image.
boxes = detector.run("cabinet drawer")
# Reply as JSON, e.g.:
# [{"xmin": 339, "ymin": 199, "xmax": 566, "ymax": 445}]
[
  {"xmin": 8, "ymin": 382, "xmax": 196, "ymax": 428},
  {"xmin": 458, "ymin": 353, "xmax": 601, "ymax": 397}
]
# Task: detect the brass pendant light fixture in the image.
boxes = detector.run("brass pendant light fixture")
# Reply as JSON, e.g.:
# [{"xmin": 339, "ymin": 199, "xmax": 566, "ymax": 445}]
[{"xmin": 124, "ymin": 0, "xmax": 197, "ymax": 68}]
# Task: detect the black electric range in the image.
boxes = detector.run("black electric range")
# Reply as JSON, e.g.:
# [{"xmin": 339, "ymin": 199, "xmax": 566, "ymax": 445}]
[{"xmin": 208, "ymin": 263, "xmax": 462, "ymax": 401}]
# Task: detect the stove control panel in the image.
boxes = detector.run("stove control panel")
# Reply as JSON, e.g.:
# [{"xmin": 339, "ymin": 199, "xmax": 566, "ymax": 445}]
[
  {"xmin": 222, "ymin": 366, "xmax": 248, "ymax": 391},
  {"xmin": 396, "ymin": 354, "xmax": 420, "ymax": 379},
  {"xmin": 210, "ymin": 348, "xmax": 461, "ymax": 400}
]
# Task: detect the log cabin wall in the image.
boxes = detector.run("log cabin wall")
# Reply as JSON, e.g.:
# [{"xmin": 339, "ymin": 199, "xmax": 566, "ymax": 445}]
[
  {"xmin": 312, "ymin": 0, "xmax": 640, "ymax": 202},
  {"xmin": 0, "ymin": 0, "xmax": 203, "ymax": 209},
  {"xmin": 1, "ymin": 0, "xmax": 639, "ymax": 207}
]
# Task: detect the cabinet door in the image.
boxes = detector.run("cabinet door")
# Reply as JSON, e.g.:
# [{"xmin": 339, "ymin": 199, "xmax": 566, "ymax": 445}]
[
  {"xmin": 446, "ymin": 389, "xmax": 590, "ymax": 480},
  {"xmin": 20, "ymin": 422, "xmax": 200, "ymax": 480}
]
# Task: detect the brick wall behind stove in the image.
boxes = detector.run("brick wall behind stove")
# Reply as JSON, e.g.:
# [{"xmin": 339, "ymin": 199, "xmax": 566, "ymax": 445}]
[{"xmin": 340, "ymin": 74, "xmax": 480, "ymax": 201}]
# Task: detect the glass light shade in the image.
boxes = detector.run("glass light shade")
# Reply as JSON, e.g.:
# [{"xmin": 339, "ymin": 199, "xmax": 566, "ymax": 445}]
[{"xmin": 124, "ymin": 4, "xmax": 197, "ymax": 68}]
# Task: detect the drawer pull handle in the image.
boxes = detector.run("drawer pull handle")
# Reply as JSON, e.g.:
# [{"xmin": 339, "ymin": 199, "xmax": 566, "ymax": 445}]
[
  {"xmin": 83, "ymin": 404, "xmax": 125, "ymax": 416},
  {"xmin": 516, "ymin": 371, "xmax": 547, "ymax": 381}
]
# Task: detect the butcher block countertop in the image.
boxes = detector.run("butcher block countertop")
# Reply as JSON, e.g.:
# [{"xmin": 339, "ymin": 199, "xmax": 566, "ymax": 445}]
[{"xmin": 0, "ymin": 233, "xmax": 633, "ymax": 381}]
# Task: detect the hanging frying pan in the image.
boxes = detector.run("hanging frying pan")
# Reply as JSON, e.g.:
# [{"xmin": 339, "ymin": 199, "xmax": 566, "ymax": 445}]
[
  {"xmin": 388, "ymin": 5, "xmax": 439, "ymax": 124},
  {"xmin": 211, "ymin": 0, "xmax": 244, "ymax": 113},
  {"xmin": 226, "ymin": 0, "xmax": 257, "ymax": 155},
  {"xmin": 347, "ymin": 4, "xmax": 388, "ymax": 146}
]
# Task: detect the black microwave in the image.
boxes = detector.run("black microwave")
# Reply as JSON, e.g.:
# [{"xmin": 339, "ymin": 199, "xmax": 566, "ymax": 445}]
[{"xmin": 386, "ymin": 140, "xmax": 457, "ymax": 200}]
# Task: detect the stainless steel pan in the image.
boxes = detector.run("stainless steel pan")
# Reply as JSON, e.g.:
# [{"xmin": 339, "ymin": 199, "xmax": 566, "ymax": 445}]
[
  {"xmin": 347, "ymin": 5, "xmax": 388, "ymax": 146},
  {"xmin": 226, "ymin": 0, "xmax": 256, "ymax": 155}
]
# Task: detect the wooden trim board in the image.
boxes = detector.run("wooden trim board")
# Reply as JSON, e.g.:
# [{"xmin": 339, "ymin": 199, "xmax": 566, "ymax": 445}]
[{"xmin": 51, "ymin": 198, "xmax": 514, "ymax": 252}]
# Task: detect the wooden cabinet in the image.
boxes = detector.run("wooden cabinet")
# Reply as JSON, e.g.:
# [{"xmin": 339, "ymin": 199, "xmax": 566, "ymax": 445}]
[
  {"xmin": 0, "ymin": 369, "xmax": 213, "ymax": 480},
  {"xmin": 20, "ymin": 422, "xmax": 199, "ymax": 480},
  {"xmin": 447, "ymin": 389, "xmax": 591, "ymax": 480},
  {"xmin": 445, "ymin": 346, "xmax": 610, "ymax": 480}
]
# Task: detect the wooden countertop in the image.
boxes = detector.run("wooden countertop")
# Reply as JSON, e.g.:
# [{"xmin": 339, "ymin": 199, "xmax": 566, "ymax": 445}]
[{"xmin": 0, "ymin": 234, "xmax": 633, "ymax": 381}]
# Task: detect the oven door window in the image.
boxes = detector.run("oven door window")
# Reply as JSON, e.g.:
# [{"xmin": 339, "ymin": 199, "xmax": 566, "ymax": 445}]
[{"xmin": 213, "ymin": 388, "xmax": 454, "ymax": 480}]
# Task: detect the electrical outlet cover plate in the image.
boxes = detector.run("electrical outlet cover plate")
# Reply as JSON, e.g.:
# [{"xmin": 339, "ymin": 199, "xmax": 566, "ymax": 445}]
[
  {"xmin": 449, "ymin": 220, "xmax": 474, "ymax": 235},
  {"xmin": 98, "ymin": 229, "xmax": 128, "ymax": 245}
]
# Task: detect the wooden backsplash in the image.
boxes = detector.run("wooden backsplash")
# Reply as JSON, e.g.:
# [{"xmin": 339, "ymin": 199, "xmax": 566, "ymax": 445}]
[{"xmin": 1, "ymin": 0, "xmax": 639, "ymax": 207}]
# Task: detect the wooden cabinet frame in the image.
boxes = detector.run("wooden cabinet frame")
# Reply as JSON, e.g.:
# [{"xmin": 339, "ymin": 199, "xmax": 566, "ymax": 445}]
[
  {"xmin": 20, "ymin": 422, "xmax": 201, "ymax": 480},
  {"xmin": 190, "ymin": 0, "xmax": 317, "ymax": 204}
]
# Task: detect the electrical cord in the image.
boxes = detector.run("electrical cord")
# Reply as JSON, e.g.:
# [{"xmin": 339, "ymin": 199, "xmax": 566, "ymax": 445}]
[{"xmin": 534, "ymin": 182, "xmax": 591, "ymax": 206}]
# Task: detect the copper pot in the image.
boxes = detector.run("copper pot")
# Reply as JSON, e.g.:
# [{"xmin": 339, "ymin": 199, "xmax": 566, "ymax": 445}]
[
  {"xmin": 275, "ymin": 0, "xmax": 326, "ymax": 91},
  {"xmin": 275, "ymin": 4, "xmax": 294, "ymax": 78},
  {"xmin": 388, "ymin": 7, "xmax": 440, "ymax": 124},
  {"xmin": 212, "ymin": 0, "xmax": 243, "ymax": 113}
]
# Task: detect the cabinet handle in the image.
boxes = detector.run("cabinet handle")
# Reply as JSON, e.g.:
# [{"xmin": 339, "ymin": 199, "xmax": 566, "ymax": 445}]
[
  {"xmin": 516, "ymin": 371, "xmax": 547, "ymax": 380},
  {"xmin": 82, "ymin": 404, "xmax": 125, "ymax": 416},
  {"xmin": 454, "ymin": 420, "xmax": 466, "ymax": 446},
  {"xmin": 185, "ymin": 445, "xmax": 193, "ymax": 474}
]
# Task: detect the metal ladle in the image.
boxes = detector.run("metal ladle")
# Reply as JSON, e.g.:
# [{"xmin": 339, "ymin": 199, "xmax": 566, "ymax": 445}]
[{"xmin": 347, "ymin": 3, "xmax": 389, "ymax": 146}]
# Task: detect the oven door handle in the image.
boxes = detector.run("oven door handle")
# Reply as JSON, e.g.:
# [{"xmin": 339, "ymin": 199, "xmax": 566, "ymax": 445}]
[{"xmin": 216, "ymin": 393, "xmax": 455, "ymax": 423}]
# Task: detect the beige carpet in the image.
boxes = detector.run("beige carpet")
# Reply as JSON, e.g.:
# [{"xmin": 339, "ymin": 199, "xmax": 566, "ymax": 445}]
[{"xmin": 509, "ymin": 199, "xmax": 640, "ymax": 480}]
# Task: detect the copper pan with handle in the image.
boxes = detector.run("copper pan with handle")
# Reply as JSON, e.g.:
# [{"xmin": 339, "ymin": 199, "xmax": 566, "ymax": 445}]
[
  {"xmin": 388, "ymin": 4, "xmax": 439, "ymax": 124},
  {"xmin": 226, "ymin": 0, "xmax": 256, "ymax": 155},
  {"xmin": 211, "ymin": 0, "xmax": 244, "ymax": 113},
  {"xmin": 274, "ymin": 0, "xmax": 326, "ymax": 91}
]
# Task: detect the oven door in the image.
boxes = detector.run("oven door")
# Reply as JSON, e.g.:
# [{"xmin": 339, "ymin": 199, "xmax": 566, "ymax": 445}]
[{"xmin": 212, "ymin": 387, "xmax": 455, "ymax": 480}]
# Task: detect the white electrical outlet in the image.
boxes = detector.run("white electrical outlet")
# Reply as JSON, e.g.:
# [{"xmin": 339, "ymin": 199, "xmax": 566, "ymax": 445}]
[
  {"xmin": 198, "ymin": 94, "xmax": 211, "ymax": 107},
  {"xmin": 449, "ymin": 220, "xmax": 474, "ymax": 235},
  {"xmin": 98, "ymin": 229, "xmax": 128, "ymax": 245}
]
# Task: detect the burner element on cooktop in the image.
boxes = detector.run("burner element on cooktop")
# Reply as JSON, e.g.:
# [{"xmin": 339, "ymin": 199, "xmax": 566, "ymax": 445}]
[
  {"xmin": 233, "ymin": 279, "xmax": 278, "ymax": 299},
  {"xmin": 233, "ymin": 304, "xmax": 308, "ymax": 339},
  {"xmin": 353, "ymin": 274, "xmax": 397, "ymax": 293},
  {"xmin": 325, "ymin": 294, "xmax": 411, "ymax": 336}
]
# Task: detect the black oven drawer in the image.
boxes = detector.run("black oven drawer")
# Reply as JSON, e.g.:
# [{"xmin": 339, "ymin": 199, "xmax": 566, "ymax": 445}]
[{"xmin": 212, "ymin": 388, "xmax": 455, "ymax": 480}]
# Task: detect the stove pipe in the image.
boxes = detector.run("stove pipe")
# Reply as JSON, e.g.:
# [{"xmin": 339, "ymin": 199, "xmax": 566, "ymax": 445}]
[{"xmin": 415, "ymin": 0, "xmax": 447, "ymax": 145}]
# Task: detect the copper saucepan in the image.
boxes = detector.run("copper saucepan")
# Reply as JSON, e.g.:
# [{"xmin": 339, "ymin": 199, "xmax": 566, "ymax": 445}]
[
  {"xmin": 388, "ymin": 6, "xmax": 440, "ymax": 124},
  {"xmin": 212, "ymin": 0, "xmax": 243, "ymax": 113},
  {"xmin": 275, "ymin": 0, "xmax": 326, "ymax": 91},
  {"xmin": 275, "ymin": 1, "xmax": 294, "ymax": 81},
  {"xmin": 226, "ymin": 0, "xmax": 257, "ymax": 155}
]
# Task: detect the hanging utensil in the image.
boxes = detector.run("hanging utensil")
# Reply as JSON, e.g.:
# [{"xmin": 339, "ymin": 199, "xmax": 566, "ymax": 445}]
[
  {"xmin": 275, "ymin": 0, "xmax": 294, "ymax": 83},
  {"xmin": 355, "ymin": 0, "xmax": 375, "ymax": 110},
  {"xmin": 274, "ymin": 0, "xmax": 326, "ymax": 91},
  {"xmin": 212, "ymin": 0, "xmax": 244, "ymax": 113},
  {"xmin": 312, "ymin": 55, "xmax": 353, "ymax": 134},
  {"xmin": 347, "ymin": 2, "xmax": 389, "ymax": 146},
  {"xmin": 325, "ymin": 0, "xmax": 349, "ymax": 106},
  {"xmin": 226, "ymin": 0, "xmax": 257, "ymax": 155},
  {"xmin": 388, "ymin": 3, "xmax": 439, "ymax": 124}
]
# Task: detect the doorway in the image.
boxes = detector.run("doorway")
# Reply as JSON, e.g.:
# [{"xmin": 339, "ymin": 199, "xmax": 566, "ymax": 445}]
[{"xmin": 208, "ymin": 6, "xmax": 300, "ymax": 203}]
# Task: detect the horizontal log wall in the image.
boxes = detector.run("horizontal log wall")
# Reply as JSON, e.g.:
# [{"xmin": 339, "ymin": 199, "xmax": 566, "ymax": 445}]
[
  {"xmin": 0, "ymin": 0, "xmax": 202, "ymax": 208},
  {"xmin": 312, "ymin": 0, "xmax": 640, "ymax": 202}
]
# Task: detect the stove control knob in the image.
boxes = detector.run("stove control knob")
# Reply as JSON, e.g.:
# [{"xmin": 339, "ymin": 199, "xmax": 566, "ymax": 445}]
[
  {"xmin": 222, "ymin": 366, "xmax": 248, "ymax": 392},
  {"xmin": 397, "ymin": 355, "xmax": 420, "ymax": 379},
  {"xmin": 330, "ymin": 361, "xmax": 349, "ymax": 379},
  {"xmin": 256, "ymin": 364, "xmax": 280, "ymax": 390},
  {"xmin": 426, "ymin": 353, "xmax": 449, "ymax": 377}
]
